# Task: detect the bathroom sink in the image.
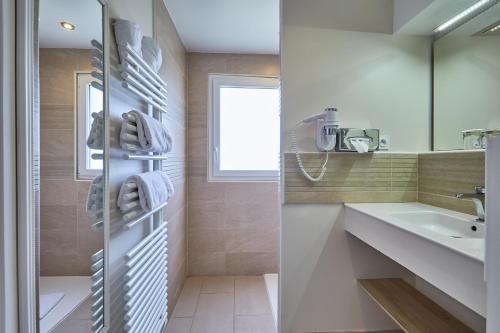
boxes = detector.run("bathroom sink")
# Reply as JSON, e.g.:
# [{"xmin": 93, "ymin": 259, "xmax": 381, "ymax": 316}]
[
  {"xmin": 344, "ymin": 202, "xmax": 487, "ymax": 316},
  {"xmin": 389, "ymin": 211, "xmax": 484, "ymax": 239},
  {"xmin": 344, "ymin": 202, "xmax": 485, "ymax": 263}
]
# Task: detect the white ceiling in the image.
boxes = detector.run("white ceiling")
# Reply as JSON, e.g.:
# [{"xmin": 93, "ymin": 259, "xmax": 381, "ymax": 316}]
[
  {"xmin": 39, "ymin": 0, "xmax": 102, "ymax": 48},
  {"xmin": 164, "ymin": 0, "xmax": 279, "ymax": 54}
]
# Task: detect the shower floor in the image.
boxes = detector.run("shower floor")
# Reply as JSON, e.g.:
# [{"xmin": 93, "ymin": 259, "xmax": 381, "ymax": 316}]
[
  {"xmin": 39, "ymin": 276, "xmax": 91, "ymax": 333},
  {"xmin": 166, "ymin": 275, "xmax": 276, "ymax": 333}
]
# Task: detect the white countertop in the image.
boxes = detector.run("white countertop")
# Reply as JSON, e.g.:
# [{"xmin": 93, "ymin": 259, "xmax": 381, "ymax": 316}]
[{"xmin": 345, "ymin": 202, "xmax": 485, "ymax": 263}]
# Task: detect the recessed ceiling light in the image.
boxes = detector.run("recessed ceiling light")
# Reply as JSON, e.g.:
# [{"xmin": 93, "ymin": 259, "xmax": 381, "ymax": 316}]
[
  {"xmin": 434, "ymin": 0, "xmax": 496, "ymax": 33},
  {"xmin": 490, "ymin": 24, "xmax": 500, "ymax": 32},
  {"xmin": 60, "ymin": 21, "xmax": 76, "ymax": 31}
]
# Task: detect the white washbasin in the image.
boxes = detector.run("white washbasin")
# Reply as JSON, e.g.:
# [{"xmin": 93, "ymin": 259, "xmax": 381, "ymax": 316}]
[
  {"xmin": 344, "ymin": 203, "xmax": 485, "ymax": 262},
  {"xmin": 344, "ymin": 202, "xmax": 487, "ymax": 316},
  {"xmin": 389, "ymin": 211, "xmax": 484, "ymax": 239}
]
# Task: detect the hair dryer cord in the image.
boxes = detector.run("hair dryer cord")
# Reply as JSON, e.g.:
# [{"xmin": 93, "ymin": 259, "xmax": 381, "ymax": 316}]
[{"xmin": 290, "ymin": 123, "xmax": 329, "ymax": 182}]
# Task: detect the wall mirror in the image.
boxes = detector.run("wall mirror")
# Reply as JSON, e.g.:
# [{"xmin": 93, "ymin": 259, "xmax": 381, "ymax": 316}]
[
  {"xmin": 433, "ymin": 2, "xmax": 500, "ymax": 151},
  {"xmin": 36, "ymin": 0, "xmax": 108, "ymax": 331}
]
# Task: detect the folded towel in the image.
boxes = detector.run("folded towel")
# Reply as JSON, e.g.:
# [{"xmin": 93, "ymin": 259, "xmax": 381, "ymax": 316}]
[
  {"xmin": 86, "ymin": 175, "xmax": 103, "ymax": 220},
  {"xmin": 117, "ymin": 171, "xmax": 174, "ymax": 213},
  {"xmin": 113, "ymin": 19, "xmax": 143, "ymax": 56},
  {"xmin": 87, "ymin": 111, "xmax": 104, "ymax": 150},
  {"xmin": 141, "ymin": 36, "xmax": 163, "ymax": 73},
  {"xmin": 120, "ymin": 110, "xmax": 172, "ymax": 153}
]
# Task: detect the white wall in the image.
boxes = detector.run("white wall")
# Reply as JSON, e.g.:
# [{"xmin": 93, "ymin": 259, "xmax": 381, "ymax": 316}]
[
  {"xmin": 0, "ymin": 0, "xmax": 18, "ymax": 332},
  {"xmin": 282, "ymin": 25, "xmax": 432, "ymax": 152},
  {"xmin": 280, "ymin": 1, "xmax": 433, "ymax": 332},
  {"xmin": 281, "ymin": 205, "xmax": 410, "ymax": 333}
]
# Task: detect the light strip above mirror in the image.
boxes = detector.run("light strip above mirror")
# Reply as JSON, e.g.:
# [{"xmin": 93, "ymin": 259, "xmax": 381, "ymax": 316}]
[{"xmin": 434, "ymin": 0, "xmax": 499, "ymax": 35}]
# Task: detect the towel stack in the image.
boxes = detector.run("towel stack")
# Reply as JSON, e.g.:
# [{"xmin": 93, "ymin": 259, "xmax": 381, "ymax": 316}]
[
  {"xmin": 86, "ymin": 175, "xmax": 103, "ymax": 221},
  {"xmin": 142, "ymin": 36, "xmax": 163, "ymax": 73},
  {"xmin": 117, "ymin": 171, "xmax": 175, "ymax": 217},
  {"xmin": 120, "ymin": 110, "xmax": 172, "ymax": 153},
  {"xmin": 113, "ymin": 19, "xmax": 143, "ymax": 56},
  {"xmin": 113, "ymin": 19, "xmax": 163, "ymax": 73},
  {"xmin": 87, "ymin": 111, "xmax": 104, "ymax": 150}
]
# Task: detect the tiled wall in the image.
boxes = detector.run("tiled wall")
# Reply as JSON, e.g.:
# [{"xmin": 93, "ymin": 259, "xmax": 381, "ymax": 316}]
[
  {"xmin": 39, "ymin": 49, "xmax": 103, "ymax": 275},
  {"xmin": 284, "ymin": 152, "xmax": 418, "ymax": 204},
  {"xmin": 284, "ymin": 151, "xmax": 486, "ymax": 217},
  {"xmin": 187, "ymin": 53, "xmax": 280, "ymax": 276},
  {"xmin": 418, "ymin": 151, "xmax": 485, "ymax": 215},
  {"xmin": 154, "ymin": 0, "xmax": 188, "ymax": 314}
]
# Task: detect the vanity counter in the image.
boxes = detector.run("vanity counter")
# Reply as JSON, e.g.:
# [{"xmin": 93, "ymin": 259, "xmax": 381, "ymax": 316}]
[{"xmin": 345, "ymin": 202, "xmax": 486, "ymax": 317}]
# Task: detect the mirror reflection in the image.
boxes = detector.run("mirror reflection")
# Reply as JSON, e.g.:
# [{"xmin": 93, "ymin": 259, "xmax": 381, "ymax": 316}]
[
  {"xmin": 37, "ymin": 0, "xmax": 105, "ymax": 331},
  {"xmin": 433, "ymin": 3, "xmax": 500, "ymax": 151}
]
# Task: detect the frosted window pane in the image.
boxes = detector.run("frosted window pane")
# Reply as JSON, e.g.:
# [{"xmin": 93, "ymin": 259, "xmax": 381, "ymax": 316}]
[
  {"xmin": 219, "ymin": 87, "xmax": 280, "ymax": 171},
  {"xmin": 87, "ymin": 84, "xmax": 103, "ymax": 170}
]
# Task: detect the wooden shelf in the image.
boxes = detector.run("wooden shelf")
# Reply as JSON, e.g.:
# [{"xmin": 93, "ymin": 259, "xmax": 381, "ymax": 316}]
[{"xmin": 358, "ymin": 279, "xmax": 476, "ymax": 333}]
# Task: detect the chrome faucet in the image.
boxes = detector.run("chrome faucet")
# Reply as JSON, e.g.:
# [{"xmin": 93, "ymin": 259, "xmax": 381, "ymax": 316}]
[{"xmin": 456, "ymin": 186, "xmax": 485, "ymax": 222}]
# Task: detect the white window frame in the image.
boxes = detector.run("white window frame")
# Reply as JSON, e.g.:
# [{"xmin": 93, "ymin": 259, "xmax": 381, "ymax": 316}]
[
  {"xmin": 208, "ymin": 74, "xmax": 280, "ymax": 182},
  {"xmin": 76, "ymin": 72, "xmax": 102, "ymax": 180}
]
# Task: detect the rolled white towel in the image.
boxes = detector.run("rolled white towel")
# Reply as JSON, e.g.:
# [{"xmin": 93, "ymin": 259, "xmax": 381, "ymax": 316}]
[
  {"xmin": 120, "ymin": 110, "xmax": 172, "ymax": 153},
  {"xmin": 117, "ymin": 171, "xmax": 174, "ymax": 213},
  {"xmin": 141, "ymin": 36, "xmax": 162, "ymax": 73},
  {"xmin": 86, "ymin": 175, "xmax": 103, "ymax": 220},
  {"xmin": 113, "ymin": 19, "xmax": 143, "ymax": 56},
  {"xmin": 87, "ymin": 111, "xmax": 104, "ymax": 150}
]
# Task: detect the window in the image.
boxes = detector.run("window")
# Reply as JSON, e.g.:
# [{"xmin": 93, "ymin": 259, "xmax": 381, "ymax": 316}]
[
  {"xmin": 209, "ymin": 74, "xmax": 280, "ymax": 181},
  {"xmin": 76, "ymin": 73, "xmax": 103, "ymax": 179}
]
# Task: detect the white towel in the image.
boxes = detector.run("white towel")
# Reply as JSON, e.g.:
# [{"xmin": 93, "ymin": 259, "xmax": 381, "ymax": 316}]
[
  {"xmin": 87, "ymin": 111, "xmax": 104, "ymax": 150},
  {"xmin": 120, "ymin": 110, "xmax": 172, "ymax": 153},
  {"xmin": 117, "ymin": 171, "xmax": 174, "ymax": 213},
  {"xmin": 86, "ymin": 175, "xmax": 103, "ymax": 220},
  {"xmin": 141, "ymin": 36, "xmax": 163, "ymax": 73},
  {"xmin": 113, "ymin": 19, "xmax": 143, "ymax": 56}
]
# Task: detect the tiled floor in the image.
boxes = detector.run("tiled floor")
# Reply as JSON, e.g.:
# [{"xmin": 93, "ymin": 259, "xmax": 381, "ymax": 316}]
[{"xmin": 166, "ymin": 276, "xmax": 276, "ymax": 333}]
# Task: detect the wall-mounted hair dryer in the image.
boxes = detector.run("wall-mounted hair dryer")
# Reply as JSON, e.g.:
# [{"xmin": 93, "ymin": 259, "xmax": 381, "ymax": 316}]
[
  {"xmin": 302, "ymin": 107, "xmax": 340, "ymax": 151},
  {"xmin": 291, "ymin": 108, "xmax": 340, "ymax": 182}
]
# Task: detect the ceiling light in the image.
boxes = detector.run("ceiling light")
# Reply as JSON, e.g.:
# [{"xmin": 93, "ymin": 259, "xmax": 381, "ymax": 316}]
[
  {"xmin": 60, "ymin": 21, "xmax": 76, "ymax": 31},
  {"xmin": 434, "ymin": 0, "xmax": 496, "ymax": 33},
  {"xmin": 490, "ymin": 24, "xmax": 500, "ymax": 32}
]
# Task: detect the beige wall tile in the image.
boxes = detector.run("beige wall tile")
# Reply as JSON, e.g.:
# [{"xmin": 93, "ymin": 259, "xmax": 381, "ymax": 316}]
[
  {"xmin": 284, "ymin": 152, "xmax": 418, "ymax": 204},
  {"xmin": 187, "ymin": 53, "xmax": 280, "ymax": 276},
  {"xmin": 40, "ymin": 220, "xmax": 78, "ymax": 256},
  {"xmin": 226, "ymin": 253, "xmax": 278, "ymax": 276},
  {"xmin": 189, "ymin": 229, "xmax": 226, "ymax": 254},
  {"xmin": 40, "ymin": 104, "xmax": 74, "ymax": 130},
  {"xmin": 417, "ymin": 151, "xmax": 485, "ymax": 214},
  {"xmin": 188, "ymin": 201, "xmax": 226, "ymax": 230},
  {"xmin": 188, "ymin": 252, "xmax": 226, "ymax": 276},
  {"xmin": 40, "ymin": 205, "xmax": 77, "ymax": 230},
  {"xmin": 225, "ymin": 228, "xmax": 279, "ymax": 254},
  {"xmin": 154, "ymin": 0, "xmax": 188, "ymax": 317},
  {"xmin": 40, "ymin": 180, "xmax": 77, "ymax": 206}
]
